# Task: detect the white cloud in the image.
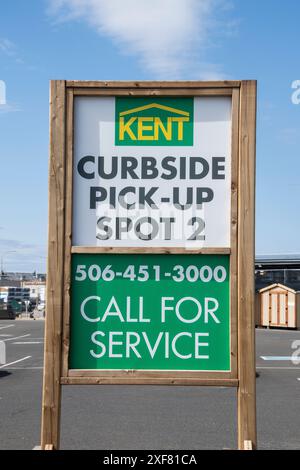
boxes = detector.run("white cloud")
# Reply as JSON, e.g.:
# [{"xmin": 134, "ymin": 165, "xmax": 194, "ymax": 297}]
[
  {"xmin": 0, "ymin": 37, "xmax": 31, "ymax": 70},
  {"xmin": 47, "ymin": 0, "xmax": 233, "ymax": 79},
  {"xmin": 0, "ymin": 238, "xmax": 46, "ymax": 272},
  {"xmin": 0, "ymin": 103, "xmax": 21, "ymax": 115},
  {"xmin": 0, "ymin": 38, "xmax": 16, "ymax": 56}
]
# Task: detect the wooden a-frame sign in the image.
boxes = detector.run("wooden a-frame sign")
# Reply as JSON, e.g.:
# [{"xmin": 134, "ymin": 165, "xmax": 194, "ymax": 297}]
[{"xmin": 41, "ymin": 80, "xmax": 257, "ymax": 450}]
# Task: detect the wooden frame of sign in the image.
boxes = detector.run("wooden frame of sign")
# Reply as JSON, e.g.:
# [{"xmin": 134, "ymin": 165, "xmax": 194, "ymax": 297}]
[{"xmin": 41, "ymin": 80, "xmax": 257, "ymax": 450}]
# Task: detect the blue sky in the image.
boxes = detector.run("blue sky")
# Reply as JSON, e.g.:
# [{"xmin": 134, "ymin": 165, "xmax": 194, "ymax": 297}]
[{"xmin": 0, "ymin": 0, "xmax": 300, "ymax": 272}]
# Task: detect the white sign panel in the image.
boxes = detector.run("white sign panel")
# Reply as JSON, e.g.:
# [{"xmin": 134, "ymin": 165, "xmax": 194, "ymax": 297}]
[{"xmin": 72, "ymin": 96, "xmax": 232, "ymax": 247}]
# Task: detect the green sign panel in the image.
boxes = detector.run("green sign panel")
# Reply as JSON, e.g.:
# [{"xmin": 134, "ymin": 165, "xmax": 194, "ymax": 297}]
[
  {"xmin": 70, "ymin": 254, "xmax": 230, "ymax": 371},
  {"xmin": 115, "ymin": 97, "xmax": 194, "ymax": 146}
]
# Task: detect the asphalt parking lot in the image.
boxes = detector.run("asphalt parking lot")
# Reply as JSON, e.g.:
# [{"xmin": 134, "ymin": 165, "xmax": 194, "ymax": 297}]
[{"xmin": 0, "ymin": 319, "xmax": 299, "ymax": 450}]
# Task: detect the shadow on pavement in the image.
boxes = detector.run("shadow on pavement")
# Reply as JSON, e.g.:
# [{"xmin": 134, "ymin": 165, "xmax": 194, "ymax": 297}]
[{"xmin": 0, "ymin": 371, "xmax": 11, "ymax": 379}]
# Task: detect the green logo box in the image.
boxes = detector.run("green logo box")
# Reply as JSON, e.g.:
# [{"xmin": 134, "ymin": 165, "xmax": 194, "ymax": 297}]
[
  {"xmin": 69, "ymin": 254, "xmax": 230, "ymax": 371},
  {"xmin": 115, "ymin": 97, "xmax": 194, "ymax": 146}
]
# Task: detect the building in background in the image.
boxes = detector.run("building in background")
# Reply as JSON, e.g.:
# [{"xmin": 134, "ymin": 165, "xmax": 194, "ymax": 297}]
[
  {"xmin": 0, "ymin": 279, "xmax": 21, "ymax": 288},
  {"xmin": 255, "ymin": 255, "xmax": 300, "ymax": 329},
  {"xmin": 255, "ymin": 254, "xmax": 300, "ymax": 291},
  {"xmin": 21, "ymin": 280, "xmax": 46, "ymax": 306},
  {"xmin": 0, "ymin": 286, "xmax": 30, "ymax": 307},
  {"xmin": 0, "ymin": 272, "xmax": 46, "ymax": 283},
  {"xmin": 0, "ymin": 272, "xmax": 46, "ymax": 316},
  {"xmin": 259, "ymin": 283, "xmax": 300, "ymax": 329}
]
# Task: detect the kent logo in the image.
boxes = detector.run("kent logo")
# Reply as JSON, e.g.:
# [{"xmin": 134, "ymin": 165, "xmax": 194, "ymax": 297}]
[{"xmin": 115, "ymin": 97, "xmax": 194, "ymax": 146}]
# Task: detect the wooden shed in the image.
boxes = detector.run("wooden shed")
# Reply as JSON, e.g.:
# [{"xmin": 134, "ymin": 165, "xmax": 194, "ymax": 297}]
[{"xmin": 259, "ymin": 283, "xmax": 300, "ymax": 329}]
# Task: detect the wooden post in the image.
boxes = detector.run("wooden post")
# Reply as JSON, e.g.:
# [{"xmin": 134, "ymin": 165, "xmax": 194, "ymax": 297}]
[
  {"xmin": 39, "ymin": 80, "xmax": 258, "ymax": 449},
  {"xmin": 237, "ymin": 80, "xmax": 257, "ymax": 450},
  {"xmin": 41, "ymin": 80, "xmax": 66, "ymax": 450}
]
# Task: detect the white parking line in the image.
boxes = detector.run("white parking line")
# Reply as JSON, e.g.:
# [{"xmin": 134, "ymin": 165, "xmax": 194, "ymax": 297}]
[
  {"xmin": 0, "ymin": 325, "xmax": 15, "ymax": 331},
  {"xmin": 13, "ymin": 341, "xmax": 43, "ymax": 345},
  {"xmin": 257, "ymin": 366, "xmax": 300, "ymax": 370},
  {"xmin": 3, "ymin": 334, "xmax": 30, "ymax": 342},
  {"xmin": 0, "ymin": 356, "xmax": 31, "ymax": 369},
  {"xmin": 0, "ymin": 334, "xmax": 13, "ymax": 337},
  {"xmin": 260, "ymin": 356, "xmax": 296, "ymax": 361},
  {"xmin": 6, "ymin": 366, "xmax": 43, "ymax": 370}
]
